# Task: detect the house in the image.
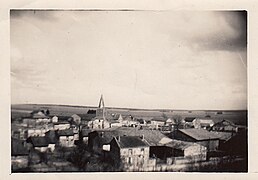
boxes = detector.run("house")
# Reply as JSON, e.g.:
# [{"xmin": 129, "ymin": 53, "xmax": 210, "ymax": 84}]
[
  {"xmin": 173, "ymin": 128, "xmax": 220, "ymax": 151},
  {"xmin": 26, "ymin": 136, "xmax": 51, "ymax": 152},
  {"xmin": 183, "ymin": 117, "xmax": 196, "ymax": 128},
  {"xmin": 164, "ymin": 140, "xmax": 207, "ymax": 163},
  {"xmin": 211, "ymin": 119, "xmax": 239, "ymax": 132},
  {"xmin": 88, "ymin": 127, "xmax": 173, "ymax": 156},
  {"xmin": 149, "ymin": 117, "xmax": 166, "ymax": 129},
  {"xmin": 22, "ymin": 118, "xmax": 36, "ymax": 128},
  {"xmin": 53, "ymin": 121, "xmax": 71, "ymax": 130},
  {"xmin": 71, "ymin": 114, "xmax": 81, "ymax": 125},
  {"xmin": 88, "ymin": 118, "xmax": 110, "ymax": 129},
  {"xmin": 52, "ymin": 116, "xmax": 58, "ymax": 123},
  {"xmin": 80, "ymin": 129, "xmax": 92, "ymax": 144},
  {"xmin": 192, "ymin": 118, "xmax": 215, "ymax": 129},
  {"xmin": 45, "ymin": 130, "xmax": 58, "ymax": 152},
  {"xmin": 27, "ymin": 128, "xmax": 46, "ymax": 137},
  {"xmin": 57, "ymin": 129, "xmax": 76, "ymax": 147},
  {"xmin": 11, "ymin": 138, "xmax": 29, "ymax": 171},
  {"xmin": 11, "ymin": 124, "xmax": 27, "ymax": 140},
  {"xmin": 109, "ymin": 136, "xmax": 150, "ymax": 171}
]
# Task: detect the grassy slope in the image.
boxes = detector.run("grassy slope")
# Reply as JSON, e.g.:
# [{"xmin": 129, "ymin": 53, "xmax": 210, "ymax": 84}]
[{"xmin": 11, "ymin": 104, "xmax": 247, "ymax": 125}]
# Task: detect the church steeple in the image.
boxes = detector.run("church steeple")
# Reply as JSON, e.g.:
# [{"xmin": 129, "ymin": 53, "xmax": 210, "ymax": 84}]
[
  {"xmin": 96, "ymin": 94, "xmax": 106, "ymax": 120},
  {"xmin": 98, "ymin": 94, "xmax": 105, "ymax": 108}
]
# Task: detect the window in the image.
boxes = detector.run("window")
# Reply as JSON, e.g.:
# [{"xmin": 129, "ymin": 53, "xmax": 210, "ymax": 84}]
[
  {"xmin": 129, "ymin": 149, "xmax": 133, "ymax": 155},
  {"xmin": 128, "ymin": 157, "xmax": 133, "ymax": 165},
  {"xmin": 141, "ymin": 148, "xmax": 144, "ymax": 155}
]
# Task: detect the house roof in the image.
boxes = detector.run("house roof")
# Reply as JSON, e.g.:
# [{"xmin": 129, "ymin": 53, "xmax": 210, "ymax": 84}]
[
  {"xmin": 211, "ymin": 131, "xmax": 234, "ymax": 141},
  {"xmin": 81, "ymin": 129, "xmax": 93, "ymax": 137},
  {"xmin": 45, "ymin": 130, "xmax": 58, "ymax": 144},
  {"xmin": 27, "ymin": 136, "xmax": 49, "ymax": 147},
  {"xmin": 213, "ymin": 119, "xmax": 236, "ymax": 127},
  {"xmin": 92, "ymin": 127, "xmax": 172, "ymax": 146},
  {"xmin": 178, "ymin": 129, "xmax": 220, "ymax": 141},
  {"xmin": 71, "ymin": 114, "xmax": 81, "ymax": 120},
  {"xmin": 114, "ymin": 136, "xmax": 149, "ymax": 148},
  {"xmin": 184, "ymin": 117, "xmax": 196, "ymax": 122},
  {"xmin": 57, "ymin": 129, "xmax": 74, "ymax": 136},
  {"xmin": 165, "ymin": 139, "xmax": 202, "ymax": 150},
  {"xmin": 194, "ymin": 118, "xmax": 214, "ymax": 125},
  {"xmin": 12, "ymin": 138, "xmax": 29, "ymax": 156}
]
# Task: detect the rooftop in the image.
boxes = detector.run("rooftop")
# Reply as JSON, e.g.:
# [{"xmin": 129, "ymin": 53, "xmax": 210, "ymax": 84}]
[
  {"xmin": 165, "ymin": 139, "xmax": 202, "ymax": 150},
  {"xmin": 178, "ymin": 128, "xmax": 220, "ymax": 141},
  {"xmin": 27, "ymin": 136, "xmax": 49, "ymax": 147},
  {"xmin": 114, "ymin": 136, "xmax": 149, "ymax": 148},
  {"xmin": 57, "ymin": 129, "xmax": 74, "ymax": 136}
]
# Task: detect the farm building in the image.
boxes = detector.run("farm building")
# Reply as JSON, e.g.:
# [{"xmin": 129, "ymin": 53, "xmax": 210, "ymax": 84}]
[
  {"xmin": 173, "ymin": 128, "xmax": 220, "ymax": 151},
  {"xmin": 57, "ymin": 129, "xmax": 77, "ymax": 147},
  {"xmin": 109, "ymin": 136, "xmax": 150, "ymax": 171},
  {"xmin": 192, "ymin": 118, "xmax": 215, "ymax": 129},
  {"xmin": 80, "ymin": 128, "xmax": 93, "ymax": 144},
  {"xmin": 164, "ymin": 140, "xmax": 207, "ymax": 163},
  {"xmin": 26, "ymin": 136, "xmax": 51, "ymax": 152},
  {"xmin": 211, "ymin": 119, "xmax": 239, "ymax": 132},
  {"xmin": 88, "ymin": 127, "xmax": 173, "ymax": 156},
  {"xmin": 11, "ymin": 138, "xmax": 29, "ymax": 171}
]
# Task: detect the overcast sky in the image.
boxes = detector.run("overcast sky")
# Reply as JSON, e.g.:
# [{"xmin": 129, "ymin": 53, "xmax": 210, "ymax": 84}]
[{"xmin": 10, "ymin": 10, "xmax": 247, "ymax": 110}]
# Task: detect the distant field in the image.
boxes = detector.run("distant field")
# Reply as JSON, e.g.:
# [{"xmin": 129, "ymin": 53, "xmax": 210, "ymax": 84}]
[{"xmin": 11, "ymin": 104, "xmax": 247, "ymax": 125}]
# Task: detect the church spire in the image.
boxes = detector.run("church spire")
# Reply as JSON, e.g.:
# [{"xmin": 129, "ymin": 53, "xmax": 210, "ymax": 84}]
[{"xmin": 98, "ymin": 94, "xmax": 105, "ymax": 108}]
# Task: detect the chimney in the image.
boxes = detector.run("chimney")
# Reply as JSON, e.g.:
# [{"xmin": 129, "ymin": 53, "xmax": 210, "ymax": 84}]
[{"xmin": 117, "ymin": 136, "xmax": 120, "ymax": 142}]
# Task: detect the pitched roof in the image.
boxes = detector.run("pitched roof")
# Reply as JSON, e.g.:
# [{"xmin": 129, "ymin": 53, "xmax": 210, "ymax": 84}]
[
  {"xmin": 92, "ymin": 127, "xmax": 172, "ymax": 146},
  {"xmin": 27, "ymin": 136, "xmax": 49, "ymax": 147},
  {"xmin": 194, "ymin": 118, "xmax": 214, "ymax": 125},
  {"xmin": 114, "ymin": 136, "xmax": 149, "ymax": 148},
  {"xmin": 45, "ymin": 130, "xmax": 58, "ymax": 144},
  {"xmin": 71, "ymin": 114, "xmax": 81, "ymax": 120},
  {"xmin": 184, "ymin": 117, "xmax": 196, "ymax": 122},
  {"xmin": 165, "ymin": 139, "xmax": 202, "ymax": 150},
  {"xmin": 81, "ymin": 129, "xmax": 93, "ymax": 137},
  {"xmin": 211, "ymin": 131, "xmax": 234, "ymax": 141},
  {"xmin": 178, "ymin": 129, "xmax": 220, "ymax": 141},
  {"xmin": 57, "ymin": 129, "xmax": 74, "ymax": 136}
]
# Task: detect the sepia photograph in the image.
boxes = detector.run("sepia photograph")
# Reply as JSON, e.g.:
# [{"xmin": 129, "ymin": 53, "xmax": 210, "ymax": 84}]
[{"xmin": 10, "ymin": 10, "xmax": 247, "ymax": 173}]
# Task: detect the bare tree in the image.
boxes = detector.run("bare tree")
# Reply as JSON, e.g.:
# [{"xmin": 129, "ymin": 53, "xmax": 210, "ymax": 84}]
[{"xmin": 172, "ymin": 115, "xmax": 183, "ymax": 129}]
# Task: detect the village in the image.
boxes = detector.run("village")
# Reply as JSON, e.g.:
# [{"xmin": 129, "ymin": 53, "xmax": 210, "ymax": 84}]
[{"xmin": 11, "ymin": 95, "xmax": 247, "ymax": 172}]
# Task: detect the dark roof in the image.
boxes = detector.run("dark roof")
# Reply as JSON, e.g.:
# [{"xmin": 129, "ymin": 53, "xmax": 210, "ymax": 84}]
[
  {"xmin": 178, "ymin": 129, "xmax": 220, "ymax": 141},
  {"xmin": 57, "ymin": 129, "xmax": 74, "ymax": 136},
  {"xmin": 12, "ymin": 138, "xmax": 29, "ymax": 156},
  {"xmin": 210, "ymin": 131, "xmax": 234, "ymax": 141},
  {"xmin": 114, "ymin": 136, "xmax": 149, "ymax": 148},
  {"xmin": 213, "ymin": 119, "xmax": 236, "ymax": 127},
  {"xmin": 92, "ymin": 127, "xmax": 172, "ymax": 146},
  {"xmin": 45, "ymin": 130, "xmax": 58, "ymax": 144},
  {"xmin": 81, "ymin": 129, "xmax": 93, "ymax": 137},
  {"xmin": 184, "ymin": 117, "xmax": 196, "ymax": 122},
  {"xmin": 165, "ymin": 139, "xmax": 201, "ymax": 150},
  {"xmin": 27, "ymin": 136, "xmax": 49, "ymax": 147}
]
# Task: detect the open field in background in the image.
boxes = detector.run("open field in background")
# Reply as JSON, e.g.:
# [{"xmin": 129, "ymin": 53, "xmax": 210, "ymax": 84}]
[{"xmin": 11, "ymin": 104, "xmax": 247, "ymax": 126}]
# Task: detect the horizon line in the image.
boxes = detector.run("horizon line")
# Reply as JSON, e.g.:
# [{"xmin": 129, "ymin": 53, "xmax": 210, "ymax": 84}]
[{"xmin": 11, "ymin": 103, "xmax": 248, "ymax": 112}]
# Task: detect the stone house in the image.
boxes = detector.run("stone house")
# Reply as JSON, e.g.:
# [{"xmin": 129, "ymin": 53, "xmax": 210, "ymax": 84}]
[{"xmin": 109, "ymin": 136, "xmax": 150, "ymax": 171}]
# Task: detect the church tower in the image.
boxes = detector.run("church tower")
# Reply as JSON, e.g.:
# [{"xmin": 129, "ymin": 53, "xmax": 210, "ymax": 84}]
[{"xmin": 96, "ymin": 94, "xmax": 107, "ymax": 120}]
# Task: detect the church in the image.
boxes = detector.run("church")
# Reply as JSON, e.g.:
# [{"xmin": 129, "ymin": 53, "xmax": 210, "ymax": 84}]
[{"xmin": 87, "ymin": 95, "xmax": 110, "ymax": 129}]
